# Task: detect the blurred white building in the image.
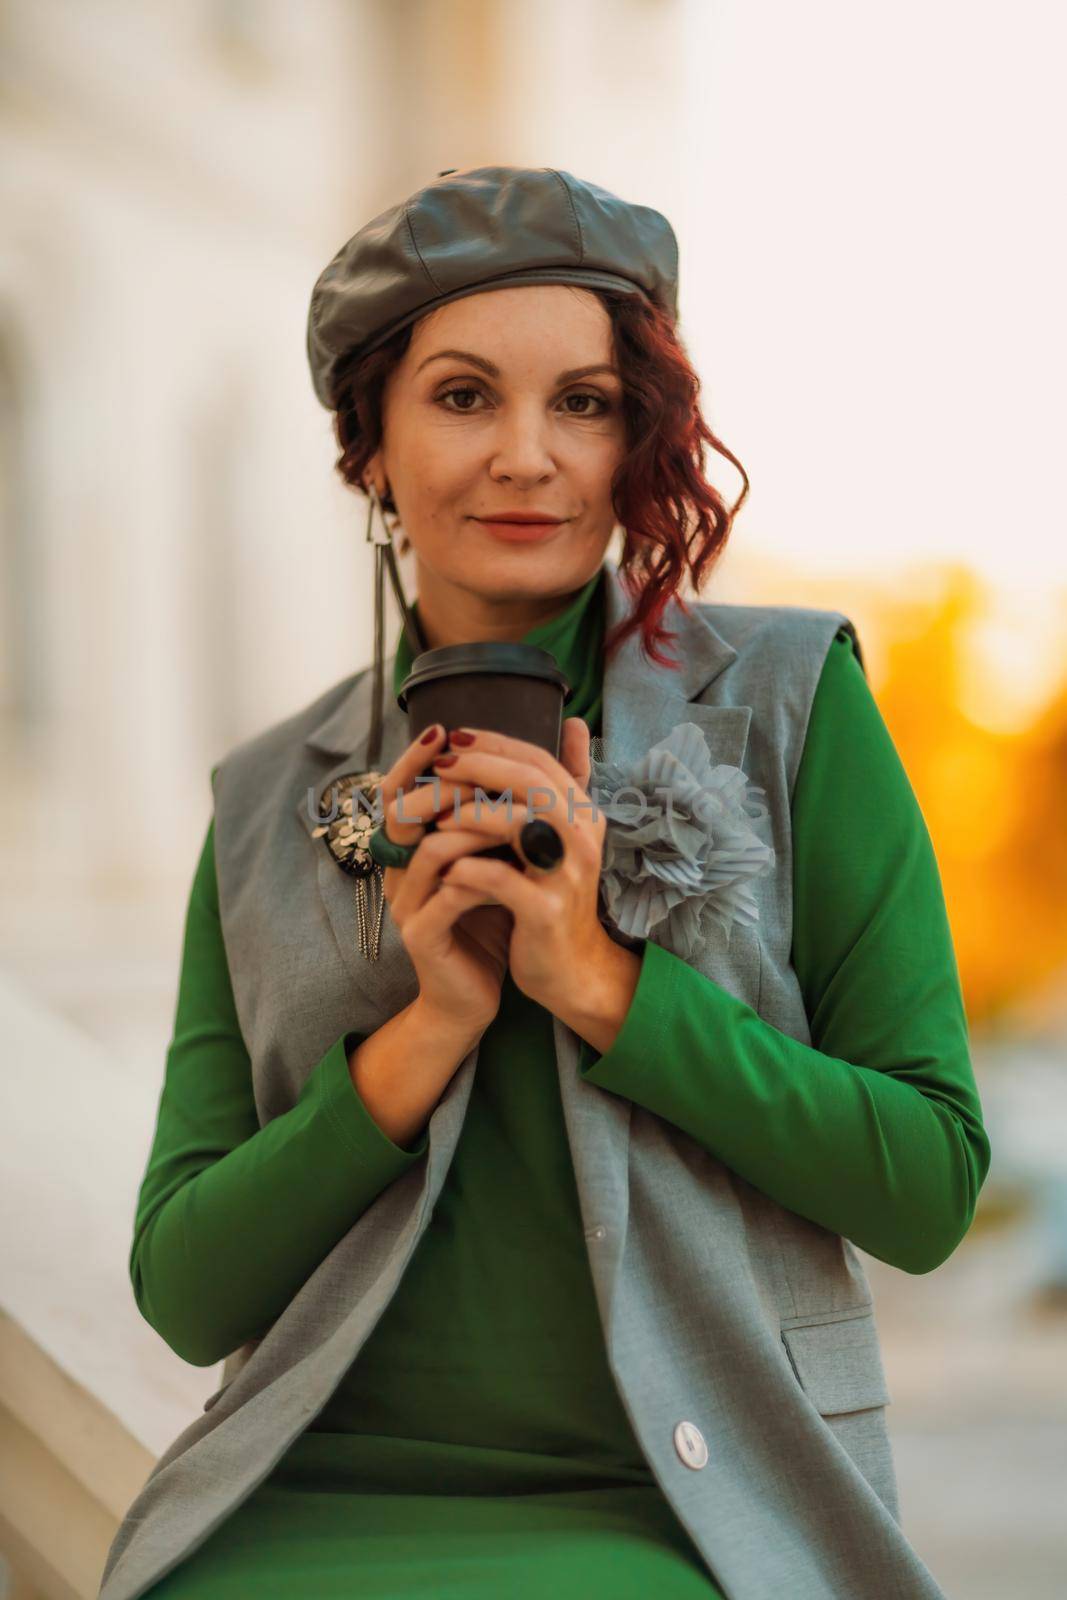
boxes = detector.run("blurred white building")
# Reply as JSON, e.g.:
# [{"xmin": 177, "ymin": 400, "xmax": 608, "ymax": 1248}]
[{"xmin": 0, "ymin": 0, "xmax": 690, "ymax": 1034}]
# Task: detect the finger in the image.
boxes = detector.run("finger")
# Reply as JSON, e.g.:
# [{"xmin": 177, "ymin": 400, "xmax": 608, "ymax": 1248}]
[
  {"xmin": 442, "ymin": 727, "xmax": 574, "ymax": 794},
  {"xmin": 435, "ymin": 799, "xmax": 533, "ymax": 839},
  {"xmin": 439, "ymin": 853, "xmax": 548, "ymax": 922},
  {"xmin": 432, "ymin": 750, "xmax": 566, "ymax": 826},
  {"xmin": 389, "ymin": 822, "xmax": 513, "ymax": 923},
  {"xmin": 559, "ymin": 717, "xmax": 591, "ymax": 791},
  {"xmin": 377, "ymin": 724, "xmax": 452, "ymax": 846},
  {"xmin": 382, "ymin": 723, "xmax": 449, "ymax": 803},
  {"xmin": 384, "ymin": 775, "xmax": 479, "ymax": 846},
  {"xmin": 441, "ymin": 805, "xmax": 601, "ymax": 876},
  {"xmin": 406, "ymin": 879, "xmax": 507, "ymax": 948}
]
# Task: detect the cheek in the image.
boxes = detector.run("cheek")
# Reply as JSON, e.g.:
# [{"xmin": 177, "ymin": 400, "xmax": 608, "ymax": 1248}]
[
  {"xmin": 573, "ymin": 431, "xmax": 626, "ymax": 496},
  {"xmin": 391, "ymin": 413, "xmax": 476, "ymax": 500},
  {"xmin": 424, "ymin": 443, "xmax": 489, "ymax": 510},
  {"xmin": 399, "ymin": 464, "xmax": 473, "ymax": 543}
]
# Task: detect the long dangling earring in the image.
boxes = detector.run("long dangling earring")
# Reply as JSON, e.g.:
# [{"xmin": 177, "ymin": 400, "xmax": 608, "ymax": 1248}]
[
  {"xmin": 308, "ymin": 483, "xmax": 427, "ymax": 963},
  {"xmin": 364, "ymin": 482, "xmax": 427, "ymax": 770}
]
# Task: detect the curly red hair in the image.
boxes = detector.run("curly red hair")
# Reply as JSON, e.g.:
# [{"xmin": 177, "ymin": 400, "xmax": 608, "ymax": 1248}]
[{"xmin": 329, "ymin": 289, "xmax": 749, "ymax": 670}]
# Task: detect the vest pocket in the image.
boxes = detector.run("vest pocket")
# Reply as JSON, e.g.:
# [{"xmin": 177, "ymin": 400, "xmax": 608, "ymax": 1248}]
[
  {"xmin": 781, "ymin": 1308, "xmax": 900, "ymax": 1519},
  {"xmin": 780, "ymin": 1308, "xmax": 892, "ymax": 1414}
]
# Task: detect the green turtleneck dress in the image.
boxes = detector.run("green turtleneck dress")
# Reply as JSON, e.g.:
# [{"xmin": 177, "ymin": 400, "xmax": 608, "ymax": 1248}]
[{"xmin": 133, "ymin": 565, "xmax": 989, "ymax": 1597}]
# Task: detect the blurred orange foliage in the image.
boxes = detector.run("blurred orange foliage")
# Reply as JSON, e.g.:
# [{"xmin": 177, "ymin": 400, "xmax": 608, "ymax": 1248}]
[
  {"xmin": 873, "ymin": 568, "xmax": 1067, "ymax": 1027},
  {"xmin": 728, "ymin": 554, "xmax": 1067, "ymax": 1029}
]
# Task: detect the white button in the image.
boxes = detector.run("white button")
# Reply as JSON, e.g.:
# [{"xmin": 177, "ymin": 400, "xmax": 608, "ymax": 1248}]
[
  {"xmin": 585, "ymin": 1224, "xmax": 607, "ymax": 1241},
  {"xmin": 674, "ymin": 1420, "xmax": 708, "ymax": 1469}
]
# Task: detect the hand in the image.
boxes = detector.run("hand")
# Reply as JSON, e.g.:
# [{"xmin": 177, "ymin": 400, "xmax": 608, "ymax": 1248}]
[
  {"xmin": 375, "ymin": 725, "xmax": 511, "ymax": 1038},
  {"xmin": 429, "ymin": 719, "xmax": 617, "ymax": 1013}
]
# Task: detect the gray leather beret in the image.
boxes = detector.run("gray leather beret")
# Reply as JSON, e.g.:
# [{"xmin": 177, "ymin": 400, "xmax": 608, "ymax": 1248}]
[{"xmin": 306, "ymin": 165, "xmax": 679, "ymax": 409}]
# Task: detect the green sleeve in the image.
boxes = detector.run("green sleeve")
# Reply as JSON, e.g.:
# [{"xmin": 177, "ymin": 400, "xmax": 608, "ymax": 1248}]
[
  {"xmin": 130, "ymin": 810, "xmax": 428, "ymax": 1368},
  {"xmin": 578, "ymin": 629, "xmax": 991, "ymax": 1275}
]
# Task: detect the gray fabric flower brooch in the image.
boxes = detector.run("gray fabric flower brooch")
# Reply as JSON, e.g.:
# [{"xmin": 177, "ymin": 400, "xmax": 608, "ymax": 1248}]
[{"xmin": 589, "ymin": 722, "xmax": 775, "ymax": 963}]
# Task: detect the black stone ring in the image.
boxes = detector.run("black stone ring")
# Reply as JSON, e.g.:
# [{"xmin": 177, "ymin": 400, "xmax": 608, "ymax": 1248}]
[{"xmin": 517, "ymin": 818, "xmax": 566, "ymax": 872}]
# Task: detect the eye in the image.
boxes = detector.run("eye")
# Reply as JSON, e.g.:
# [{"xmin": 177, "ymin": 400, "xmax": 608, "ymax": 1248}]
[
  {"xmin": 561, "ymin": 391, "xmax": 611, "ymax": 416},
  {"xmin": 437, "ymin": 383, "xmax": 485, "ymax": 412},
  {"xmin": 435, "ymin": 383, "xmax": 612, "ymax": 416}
]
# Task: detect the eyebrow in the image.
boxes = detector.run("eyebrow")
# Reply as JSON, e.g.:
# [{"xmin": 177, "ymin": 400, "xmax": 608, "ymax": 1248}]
[{"xmin": 414, "ymin": 349, "xmax": 620, "ymax": 384}]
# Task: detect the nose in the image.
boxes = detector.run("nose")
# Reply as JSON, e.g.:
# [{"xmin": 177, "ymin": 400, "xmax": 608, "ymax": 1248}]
[{"xmin": 487, "ymin": 402, "xmax": 558, "ymax": 485}]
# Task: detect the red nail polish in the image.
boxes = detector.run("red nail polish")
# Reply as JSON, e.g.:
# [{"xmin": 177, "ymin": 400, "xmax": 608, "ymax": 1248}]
[
  {"xmin": 434, "ymin": 754, "xmax": 458, "ymax": 768},
  {"xmin": 420, "ymin": 725, "xmax": 441, "ymax": 745},
  {"xmin": 448, "ymin": 729, "xmax": 475, "ymax": 745}
]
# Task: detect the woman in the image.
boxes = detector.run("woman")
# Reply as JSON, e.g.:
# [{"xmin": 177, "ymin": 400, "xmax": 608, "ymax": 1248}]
[{"xmin": 100, "ymin": 168, "xmax": 989, "ymax": 1600}]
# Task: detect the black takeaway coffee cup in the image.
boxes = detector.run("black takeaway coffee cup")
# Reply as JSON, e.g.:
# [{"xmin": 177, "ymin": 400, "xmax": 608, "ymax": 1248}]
[{"xmin": 397, "ymin": 642, "xmax": 572, "ymax": 868}]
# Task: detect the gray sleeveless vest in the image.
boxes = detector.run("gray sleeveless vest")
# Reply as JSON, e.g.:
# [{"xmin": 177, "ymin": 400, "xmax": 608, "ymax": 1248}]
[{"xmin": 98, "ymin": 560, "xmax": 948, "ymax": 1600}]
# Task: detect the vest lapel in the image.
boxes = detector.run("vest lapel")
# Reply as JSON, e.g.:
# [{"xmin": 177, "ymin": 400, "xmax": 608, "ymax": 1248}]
[{"xmin": 598, "ymin": 559, "xmax": 750, "ymax": 775}]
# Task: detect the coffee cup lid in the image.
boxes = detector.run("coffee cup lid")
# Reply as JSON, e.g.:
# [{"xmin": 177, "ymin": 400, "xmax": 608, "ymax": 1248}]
[{"xmin": 396, "ymin": 641, "xmax": 571, "ymax": 711}]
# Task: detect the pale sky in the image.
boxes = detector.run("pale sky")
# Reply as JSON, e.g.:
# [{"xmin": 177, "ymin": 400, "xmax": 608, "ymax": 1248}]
[{"xmin": 668, "ymin": 0, "xmax": 1066, "ymax": 724}]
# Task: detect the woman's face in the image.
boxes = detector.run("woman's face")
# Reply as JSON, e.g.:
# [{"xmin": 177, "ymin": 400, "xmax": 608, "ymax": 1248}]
[{"xmin": 362, "ymin": 284, "xmax": 627, "ymax": 635}]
